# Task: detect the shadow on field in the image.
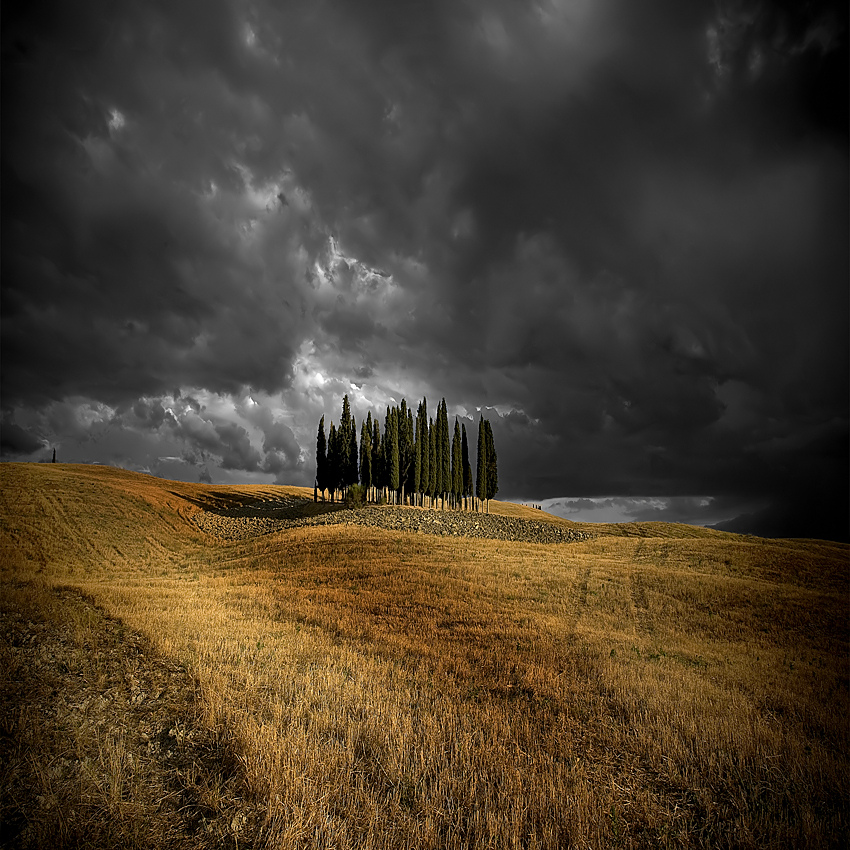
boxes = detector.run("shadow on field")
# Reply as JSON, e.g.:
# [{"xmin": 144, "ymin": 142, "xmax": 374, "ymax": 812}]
[{"xmin": 171, "ymin": 490, "xmax": 346, "ymax": 520}]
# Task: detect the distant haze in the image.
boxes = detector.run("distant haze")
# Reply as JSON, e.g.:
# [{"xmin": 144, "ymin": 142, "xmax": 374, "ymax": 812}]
[{"xmin": 2, "ymin": 0, "xmax": 847, "ymax": 541}]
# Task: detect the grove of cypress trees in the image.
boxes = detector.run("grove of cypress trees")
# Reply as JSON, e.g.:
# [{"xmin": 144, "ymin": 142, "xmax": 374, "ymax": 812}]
[
  {"xmin": 317, "ymin": 395, "xmax": 500, "ymax": 512},
  {"xmin": 316, "ymin": 415, "xmax": 327, "ymax": 502}
]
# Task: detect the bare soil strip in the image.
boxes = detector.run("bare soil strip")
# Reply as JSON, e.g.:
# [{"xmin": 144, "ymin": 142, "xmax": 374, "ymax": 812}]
[{"xmin": 0, "ymin": 584, "xmax": 264, "ymax": 850}]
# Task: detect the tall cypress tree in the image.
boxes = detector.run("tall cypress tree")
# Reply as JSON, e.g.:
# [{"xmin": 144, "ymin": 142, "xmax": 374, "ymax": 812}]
[
  {"xmin": 461, "ymin": 423, "xmax": 472, "ymax": 510},
  {"xmin": 433, "ymin": 406, "xmax": 442, "ymax": 502},
  {"xmin": 360, "ymin": 411, "xmax": 373, "ymax": 499},
  {"xmin": 414, "ymin": 405, "xmax": 422, "ymax": 507},
  {"xmin": 405, "ymin": 408, "xmax": 415, "ymax": 502},
  {"xmin": 382, "ymin": 407, "xmax": 392, "ymax": 502},
  {"xmin": 389, "ymin": 406, "xmax": 400, "ymax": 503},
  {"xmin": 348, "ymin": 417, "xmax": 359, "ymax": 492},
  {"xmin": 338, "ymin": 396, "xmax": 352, "ymax": 496},
  {"xmin": 372, "ymin": 417, "xmax": 383, "ymax": 502},
  {"xmin": 398, "ymin": 400, "xmax": 409, "ymax": 504},
  {"xmin": 328, "ymin": 421, "xmax": 339, "ymax": 503},
  {"xmin": 428, "ymin": 416, "xmax": 437, "ymax": 508},
  {"xmin": 419, "ymin": 399, "xmax": 430, "ymax": 508},
  {"xmin": 439, "ymin": 399, "xmax": 450, "ymax": 510},
  {"xmin": 476, "ymin": 414, "xmax": 487, "ymax": 512},
  {"xmin": 451, "ymin": 418, "xmax": 462, "ymax": 509},
  {"xmin": 316, "ymin": 415, "xmax": 327, "ymax": 502},
  {"xmin": 485, "ymin": 419, "xmax": 498, "ymax": 506}
]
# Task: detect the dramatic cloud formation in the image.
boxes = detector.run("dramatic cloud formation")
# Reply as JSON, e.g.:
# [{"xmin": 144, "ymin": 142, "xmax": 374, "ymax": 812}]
[{"xmin": 2, "ymin": 0, "xmax": 847, "ymax": 540}]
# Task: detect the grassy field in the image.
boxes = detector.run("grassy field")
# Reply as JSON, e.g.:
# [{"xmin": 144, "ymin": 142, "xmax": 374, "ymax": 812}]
[{"xmin": 1, "ymin": 463, "xmax": 847, "ymax": 848}]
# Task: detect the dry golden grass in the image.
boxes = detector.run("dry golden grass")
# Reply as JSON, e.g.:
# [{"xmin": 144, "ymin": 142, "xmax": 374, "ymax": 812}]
[{"xmin": 1, "ymin": 462, "xmax": 847, "ymax": 848}]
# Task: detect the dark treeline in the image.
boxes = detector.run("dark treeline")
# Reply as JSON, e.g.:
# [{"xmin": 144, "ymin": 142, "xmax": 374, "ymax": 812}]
[{"xmin": 315, "ymin": 395, "xmax": 498, "ymax": 512}]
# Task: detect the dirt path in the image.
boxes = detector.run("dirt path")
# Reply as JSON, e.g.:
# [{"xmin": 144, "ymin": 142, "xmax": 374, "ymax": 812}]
[{"xmin": 0, "ymin": 585, "xmax": 264, "ymax": 849}]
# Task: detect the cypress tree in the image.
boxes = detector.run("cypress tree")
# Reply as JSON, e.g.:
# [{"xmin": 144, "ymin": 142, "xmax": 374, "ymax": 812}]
[
  {"xmin": 338, "ymin": 396, "xmax": 352, "ymax": 496},
  {"xmin": 328, "ymin": 421, "xmax": 339, "ymax": 502},
  {"xmin": 419, "ymin": 399, "xmax": 430, "ymax": 508},
  {"xmin": 414, "ymin": 405, "xmax": 422, "ymax": 507},
  {"xmin": 382, "ymin": 407, "xmax": 391, "ymax": 502},
  {"xmin": 349, "ymin": 421, "xmax": 355, "ymax": 489},
  {"xmin": 381, "ymin": 406, "xmax": 392, "ymax": 502},
  {"xmin": 439, "ymin": 399, "xmax": 450, "ymax": 510},
  {"xmin": 433, "ymin": 407, "xmax": 442, "ymax": 502},
  {"xmin": 398, "ymin": 400, "xmax": 409, "ymax": 504},
  {"xmin": 461, "ymin": 423, "xmax": 472, "ymax": 511},
  {"xmin": 372, "ymin": 417, "xmax": 383, "ymax": 503},
  {"xmin": 348, "ymin": 417, "xmax": 359, "ymax": 492},
  {"xmin": 405, "ymin": 408, "xmax": 415, "ymax": 503},
  {"xmin": 316, "ymin": 415, "xmax": 327, "ymax": 502},
  {"xmin": 476, "ymin": 414, "xmax": 487, "ymax": 512},
  {"xmin": 485, "ymin": 419, "xmax": 499, "ymax": 506},
  {"xmin": 360, "ymin": 412, "xmax": 373, "ymax": 499},
  {"xmin": 451, "ymin": 419, "xmax": 462, "ymax": 509},
  {"xmin": 428, "ymin": 417, "xmax": 437, "ymax": 508},
  {"xmin": 389, "ymin": 406, "xmax": 400, "ymax": 503}
]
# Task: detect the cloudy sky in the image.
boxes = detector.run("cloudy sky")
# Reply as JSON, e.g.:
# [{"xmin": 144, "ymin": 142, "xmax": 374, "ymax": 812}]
[{"xmin": 2, "ymin": 0, "xmax": 847, "ymax": 540}]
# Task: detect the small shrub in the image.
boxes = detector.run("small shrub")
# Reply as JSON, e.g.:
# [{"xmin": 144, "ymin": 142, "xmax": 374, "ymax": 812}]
[{"xmin": 344, "ymin": 484, "xmax": 366, "ymax": 508}]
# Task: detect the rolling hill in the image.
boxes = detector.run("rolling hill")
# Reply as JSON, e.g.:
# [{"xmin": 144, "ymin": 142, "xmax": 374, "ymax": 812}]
[{"xmin": 1, "ymin": 463, "xmax": 847, "ymax": 848}]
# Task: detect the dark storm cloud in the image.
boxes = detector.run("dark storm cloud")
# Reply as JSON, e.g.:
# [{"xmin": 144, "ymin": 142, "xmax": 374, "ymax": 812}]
[
  {"xmin": 0, "ymin": 420, "xmax": 46, "ymax": 456},
  {"xmin": 2, "ymin": 0, "xmax": 315, "ymax": 408},
  {"xmin": 214, "ymin": 421, "xmax": 262, "ymax": 471},
  {"xmin": 2, "ymin": 0, "xmax": 847, "ymax": 538}
]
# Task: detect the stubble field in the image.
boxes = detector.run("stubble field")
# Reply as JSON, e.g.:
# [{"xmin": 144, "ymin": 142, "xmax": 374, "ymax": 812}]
[{"xmin": 0, "ymin": 463, "xmax": 847, "ymax": 849}]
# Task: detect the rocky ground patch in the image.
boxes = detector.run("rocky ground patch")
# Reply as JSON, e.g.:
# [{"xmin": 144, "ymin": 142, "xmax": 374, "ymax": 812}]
[{"xmin": 189, "ymin": 501, "xmax": 592, "ymax": 545}]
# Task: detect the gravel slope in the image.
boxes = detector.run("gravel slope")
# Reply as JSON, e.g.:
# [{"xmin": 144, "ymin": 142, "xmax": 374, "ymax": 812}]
[{"xmin": 190, "ymin": 502, "xmax": 592, "ymax": 545}]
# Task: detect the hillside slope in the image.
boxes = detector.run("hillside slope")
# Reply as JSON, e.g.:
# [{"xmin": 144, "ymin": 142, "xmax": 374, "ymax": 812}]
[
  {"xmin": 1, "ymin": 463, "xmax": 848, "ymax": 849},
  {"xmin": 0, "ymin": 461, "xmax": 767, "ymax": 557}
]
